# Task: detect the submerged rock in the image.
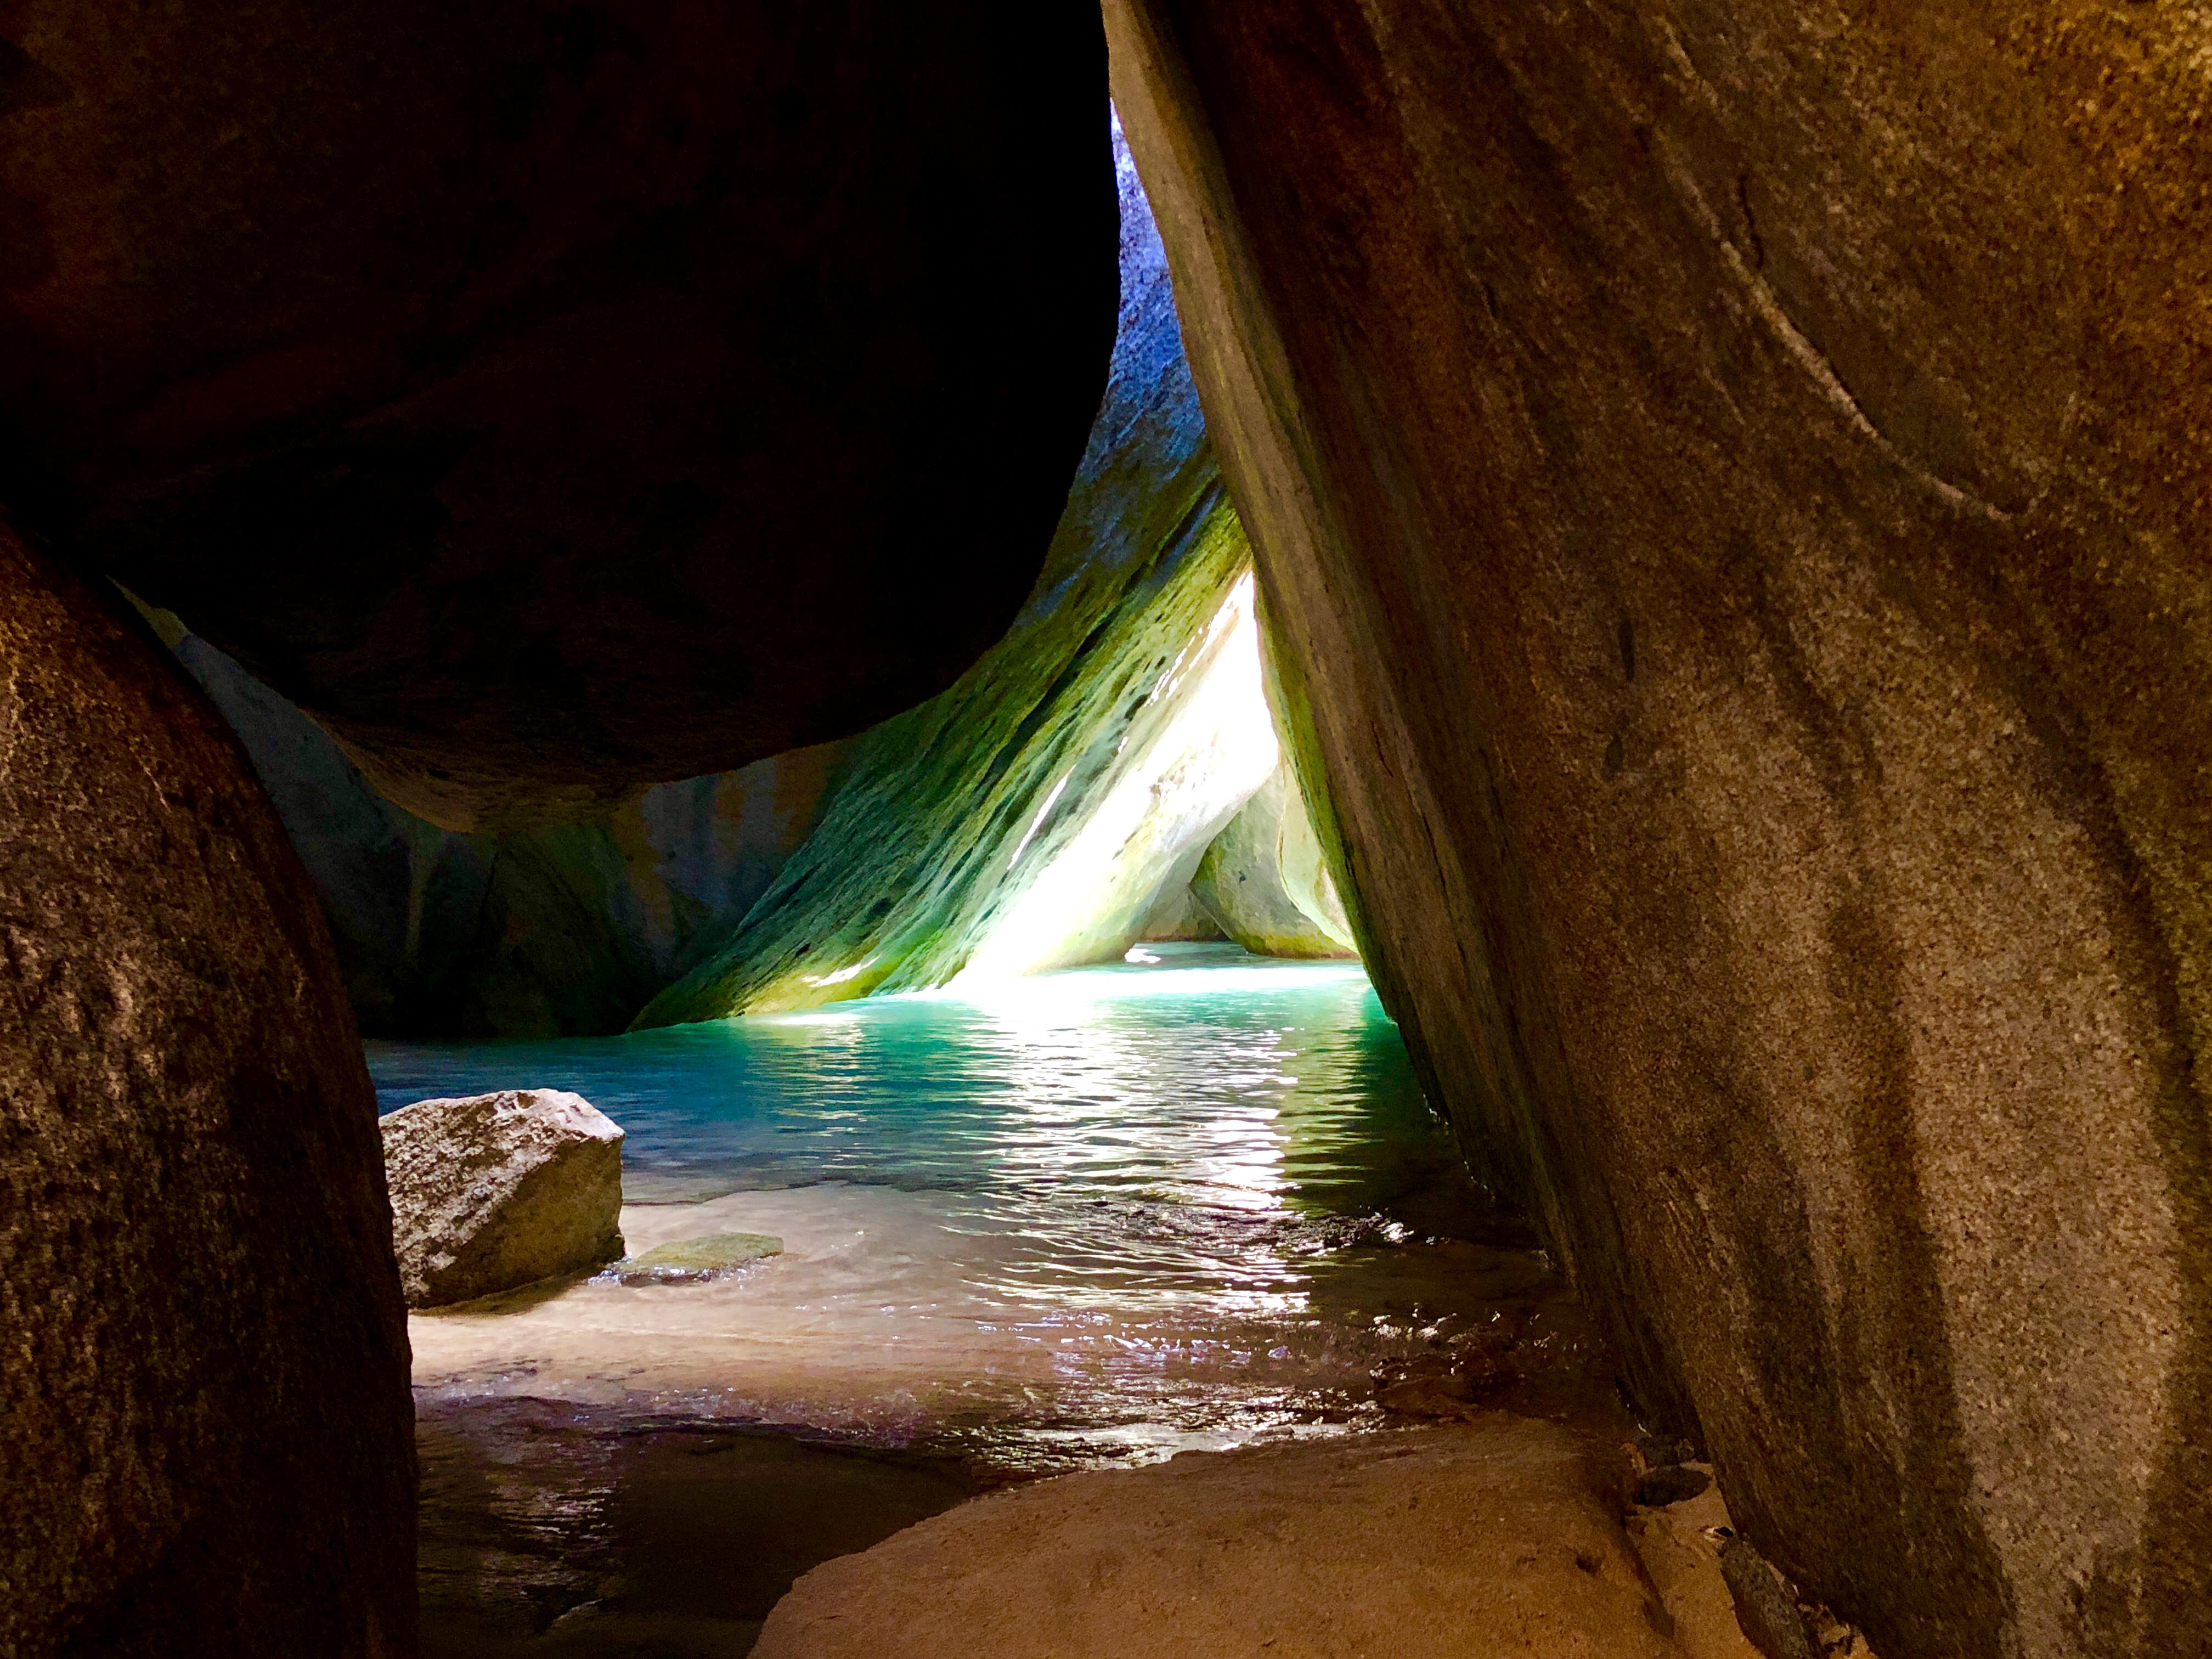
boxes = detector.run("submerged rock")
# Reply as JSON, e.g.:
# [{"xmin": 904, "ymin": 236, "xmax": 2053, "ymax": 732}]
[
  {"xmin": 0, "ymin": 526, "xmax": 414, "ymax": 1656},
  {"xmin": 607, "ymin": 1232, "xmax": 784, "ymax": 1285},
  {"xmin": 382, "ymin": 1089, "xmax": 625, "ymax": 1307},
  {"xmin": 1190, "ymin": 757, "xmax": 1356, "ymax": 958}
]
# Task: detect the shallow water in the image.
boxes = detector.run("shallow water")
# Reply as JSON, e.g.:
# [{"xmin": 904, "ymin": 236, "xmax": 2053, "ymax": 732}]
[{"xmin": 372, "ymin": 945, "xmax": 1595, "ymax": 1470}]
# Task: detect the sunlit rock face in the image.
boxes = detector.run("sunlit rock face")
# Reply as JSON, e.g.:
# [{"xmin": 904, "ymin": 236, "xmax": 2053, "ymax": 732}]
[
  {"xmin": 951, "ymin": 573, "xmax": 1279, "ymax": 985},
  {"xmin": 382, "ymin": 1089, "xmax": 625, "ymax": 1308},
  {"xmin": 1189, "ymin": 757, "xmax": 1356, "ymax": 960},
  {"xmin": 636, "ymin": 120, "xmax": 1263, "ymax": 1025},
  {"xmin": 0, "ymin": 528, "xmax": 413, "ymax": 1656},
  {"xmin": 151, "ymin": 614, "xmax": 846, "ymax": 1037},
  {"xmin": 1109, "ymin": 5, "xmax": 2212, "ymax": 1655},
  {"xmin": 144, "ymin": 116, "xmax": 1265, "ymax": 1036},
  {"xmin": 1135, "ymin": 879, "xmax": 1229, "ymax": 945},
  {"xmin": 0, "ymin": 5, "xmax": 1115, "ymax": 830}
]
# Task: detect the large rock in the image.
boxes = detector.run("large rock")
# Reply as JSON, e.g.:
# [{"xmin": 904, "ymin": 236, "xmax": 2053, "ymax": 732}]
[
  {"xmin": 382, "ymin": 1088, "xmax": 625, "ymax": 1308},
  {"xmin": 0, "ymin": 526, "xmax": 414, "ymax": 1656},
  {"xmin": 756, "ymin": 1423, "xmax": 1682, "ymax": 1659},
  {"xmin": 1109, "ymin": 5, "xmax": 2212, "ymax": 1656},
  {"xmin": 0, "ymin": 4, "xmax": 1115, "ymax": 829},
  {"xmin": 636, "ymin": 120, "xmax": 1261, "ymax": 1024},
  {"xmin": 1190, "ymin": 755, "xmax": 1356, "ymax": 957}
]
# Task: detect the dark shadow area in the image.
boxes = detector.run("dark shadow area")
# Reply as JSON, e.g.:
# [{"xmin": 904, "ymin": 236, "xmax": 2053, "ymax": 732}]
[{"xmin": 417, "ymin": 1400, "xmax": 981, "ymax": 1658}]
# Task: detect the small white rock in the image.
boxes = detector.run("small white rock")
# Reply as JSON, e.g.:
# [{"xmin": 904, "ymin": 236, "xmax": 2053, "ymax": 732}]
[{"xmin": 381, "ymin": 1088, "xmax": 625, "ymax": 1308}]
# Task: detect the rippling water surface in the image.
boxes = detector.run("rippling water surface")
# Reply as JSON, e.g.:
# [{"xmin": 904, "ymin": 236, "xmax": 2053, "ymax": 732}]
[{"xmin": 371, "ymin": 945, "xmax": 1589, "ymax": 1467}]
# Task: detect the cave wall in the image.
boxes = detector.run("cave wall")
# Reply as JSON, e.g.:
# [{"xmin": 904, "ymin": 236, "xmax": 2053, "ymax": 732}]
[
  {"xmin": 636, "ymin": 115, "xmax": 1257, "ymax": 1024},
  {"xmin": 150, "ymin": 616, "xmax": 845, "ymax": 1038},
  {"xmin": 140, "ymin": 114, "xmax": 1266, "ymax": 1037},
  {"xmin": 0, "ymin": 528, "xmax": 414, "ymax": 1657},
  {"xmin": 1190, "ymin": 755, "xmax": 1357, "ymax": 960},
  {"xmin": 1107, "ymin": 4, "xmax": 2210, "ymax": 1656}
]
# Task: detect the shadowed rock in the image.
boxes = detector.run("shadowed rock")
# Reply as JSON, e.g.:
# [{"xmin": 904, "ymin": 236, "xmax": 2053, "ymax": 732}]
[
  {"xmin": 0, "ymin": 524, "xmax": 413, "ymax": 1657},
  {"xmin": 1109, "ymin": 3, "xmax": 2212, "ymax": 1653},
  {"xmin": 149, "ymin": 603, "xmax": 850, "ymax": 1038},
  {"xmin": 1190, "ymin": 755, "xmax": 1357, "ymax": 957},
  {"xmin": 383, "ymin": 1088, "xmax": 625, "ymax": 1307},
  {"xmin": 117, "ymin": 116, "xmax": 1250, "ymax": 1037},
  {"xmin": 1718, "ymin": 1537, "xmax": 1819, "ymax": 1659},
  {"xmin": 0, "ymin": 4, "xmax": 1116, "ymax": 829}
]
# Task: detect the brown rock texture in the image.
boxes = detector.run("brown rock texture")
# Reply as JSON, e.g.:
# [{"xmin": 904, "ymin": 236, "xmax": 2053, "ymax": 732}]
[
  {"xmin": 0, "ymin": 527, "xmax": 414, "ymax": 1655},
  {"xmin": 0, "ymin": 3, "xmax": 1116, "ymax": 829},
  {"xmin": 382, "ymin": 1088, "xmax": 625, "ymax": 1308},
  {"xmin": 1108, "ymin": 4, "xmax": 2212, "ymax": 1656},
  {"xmin": 755, "ymin": 1422, "xmax": 1680, "ymax": 1659}
]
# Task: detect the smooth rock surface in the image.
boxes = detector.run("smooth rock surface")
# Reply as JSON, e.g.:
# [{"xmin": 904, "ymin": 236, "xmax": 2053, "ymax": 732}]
[
  {"xmin": 0, "ymin": 527, "xmax": 414, "ymax": 1656},
  {"xmin": 0, "ymin": 4, "xmax": 1115, "ymax": 828},
  {"xmin": 1108, "ymin": 5, "xmax": 2212, "ymax": 1655},
  {"xmin": 755, "ymin": 1421, "xmax": 1680, "ymax": 1659},
  {"xmin": 1134, "ymin": 877, "xmax": 1229, "ymax": 944},
  {"xmin": 1190, "ymin": 756, "xmax": 1356, "ymax": 957},
  {"xmin": 160, "ymin": 613, "xmax": 847, "ymax": 1037},
  {"xmin": 384, "ymin": 1088, "xmax": 624, "ymax": 1307}
]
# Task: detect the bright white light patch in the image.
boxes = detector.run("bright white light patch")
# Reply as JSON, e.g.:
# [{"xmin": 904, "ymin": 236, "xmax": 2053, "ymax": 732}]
[
  {"xmin": 951, "ymin": 573, "xmax": 1280, "ymax": 986},
  {"xmin": 800, "ymin": 956, "xmax": 877, "ymax": 988}
]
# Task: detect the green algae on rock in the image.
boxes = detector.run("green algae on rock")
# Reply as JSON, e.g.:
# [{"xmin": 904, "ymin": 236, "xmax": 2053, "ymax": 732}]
[
  {"xmin": 634, "ymin": 119, "xmax": 1259, "ymax": 1025},
  {"xmin": 634, "ymin": 502, "xmax": 1253, "ymax": 1023},
  {"xmin": 164, "ymin": 625, "xmax": 851, "ymax": 1037},
  {"xmin": 609, "ymin": 1233, "xmax": 786, "ymax": 1286}
]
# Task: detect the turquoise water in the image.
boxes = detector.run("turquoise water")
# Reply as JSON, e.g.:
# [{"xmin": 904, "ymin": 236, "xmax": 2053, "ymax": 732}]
[{"xmin": 372, "ymin": 946, "xmax": 1582, "ymax": 1462}]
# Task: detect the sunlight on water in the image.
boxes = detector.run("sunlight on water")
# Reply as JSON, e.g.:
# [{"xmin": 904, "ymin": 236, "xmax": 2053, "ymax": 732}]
[{"xmin": 370, "ymin": 945, "xmax": 1586, "ymax": 1467}]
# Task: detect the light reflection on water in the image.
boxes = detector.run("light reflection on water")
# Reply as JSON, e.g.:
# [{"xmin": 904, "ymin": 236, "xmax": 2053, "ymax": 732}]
[{"xmin": 370, "ymin": 945, "xmax": 1583, "ymax": 1466}]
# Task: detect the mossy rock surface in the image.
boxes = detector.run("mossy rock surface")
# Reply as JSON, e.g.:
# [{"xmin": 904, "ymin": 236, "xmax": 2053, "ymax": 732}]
[
  {"xmin": 611, "ymin": 1233, "xmax": 785, "ymax": 1285},
  {"xmin": 636, "ymin": 120, "xmax": 1249, "ymax": 1025}
]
